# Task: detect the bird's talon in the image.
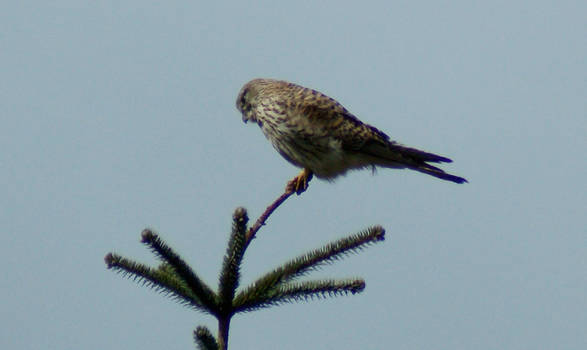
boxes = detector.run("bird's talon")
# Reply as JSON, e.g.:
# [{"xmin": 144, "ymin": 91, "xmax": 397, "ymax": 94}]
[{"xmin": 285, "ymin": 169, "xmax": 313, "ymax": 195}]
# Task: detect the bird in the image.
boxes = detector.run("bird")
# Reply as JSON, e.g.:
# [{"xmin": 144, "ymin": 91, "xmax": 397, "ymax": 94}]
[{"xmin": 236, "ymin": 78, "xmax": 467, "ymax": 194}]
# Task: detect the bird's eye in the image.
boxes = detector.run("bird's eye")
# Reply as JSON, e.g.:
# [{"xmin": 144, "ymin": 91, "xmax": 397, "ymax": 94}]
[
  {"xmin": 239, "ymin": 91, "xmax": 252, "ymax": 113},
  {"xmin": 240, "ymin": 91, "xmax": 248, "ymax": 106}
]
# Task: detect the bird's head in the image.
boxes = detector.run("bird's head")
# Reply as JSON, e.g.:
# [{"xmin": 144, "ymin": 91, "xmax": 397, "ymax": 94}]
[
  {"xmin": 236, "ymin": 80, "xmax": 260, "ymax": 124},
  {"xmin": 236, "ymin": 78, "xmax": 281, "ymax": 124}
]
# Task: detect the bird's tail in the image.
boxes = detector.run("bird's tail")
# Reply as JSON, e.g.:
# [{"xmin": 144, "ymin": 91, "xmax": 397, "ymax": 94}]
[
  {"xmin": 361, "ymin": 142, "xmax": 468, "ymax": 184},
  {"xmin": 410, "ymin": 162, "xmax": 468, "ymax": 184}
]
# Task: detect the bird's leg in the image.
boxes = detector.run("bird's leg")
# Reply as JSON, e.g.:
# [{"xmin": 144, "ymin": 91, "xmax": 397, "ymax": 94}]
[{"xmin": 286, "ymin": 168, "xmax": 313, "ymax": 195}]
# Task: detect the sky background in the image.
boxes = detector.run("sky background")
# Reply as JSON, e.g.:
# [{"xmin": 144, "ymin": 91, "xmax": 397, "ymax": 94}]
[{"xmin": 1, "ymin": 1, "xmax": 585, "ymax": 349}]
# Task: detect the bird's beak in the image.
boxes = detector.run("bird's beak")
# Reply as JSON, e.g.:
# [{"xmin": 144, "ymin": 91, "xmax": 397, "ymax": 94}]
[{"xmin": 242, "ymin": 115, "xmax": 248, "ymax": 124}]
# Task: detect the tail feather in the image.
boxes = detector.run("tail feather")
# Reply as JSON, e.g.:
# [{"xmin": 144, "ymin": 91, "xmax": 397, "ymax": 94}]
[
  {"xmin": 360, "ymin": 141, "xmax": 467, "ymax": 184},
  {"xmin": 390, "ymin": 145, "xmax": 453, "ymax": 163},
  {"xmin": 413, "ymin": 163, "xmax": 468, "ymax": 184}
]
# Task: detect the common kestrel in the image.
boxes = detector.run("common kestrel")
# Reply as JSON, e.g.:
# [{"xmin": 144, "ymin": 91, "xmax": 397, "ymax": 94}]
[{"xmin": 236, "ymin": 78, "xmax": 467, "ymax": 194}]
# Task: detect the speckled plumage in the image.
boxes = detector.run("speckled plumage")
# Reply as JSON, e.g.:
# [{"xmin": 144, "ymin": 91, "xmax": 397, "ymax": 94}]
[{"xmin": 236, "ymin": 78, "xmax": 466, "ymax": 186}]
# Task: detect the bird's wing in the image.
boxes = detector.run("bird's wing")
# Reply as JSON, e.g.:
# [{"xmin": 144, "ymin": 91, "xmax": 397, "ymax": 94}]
[
  {"xmin": 289, "ymin": 89, "xmax": 392, "ymax": 150},
  {"xmin": 293, "ymin": 95, "xmax": 453, "ymax": 163}
]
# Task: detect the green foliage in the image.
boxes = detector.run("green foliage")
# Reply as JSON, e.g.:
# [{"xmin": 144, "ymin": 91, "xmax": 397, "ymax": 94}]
[
  {"xmin": 105, "ymin": 205, "xmax": 385, "ymax": 349},
  {"xmin": 194, "ymin": 326, "xmax": 219, "ymax": 350}
]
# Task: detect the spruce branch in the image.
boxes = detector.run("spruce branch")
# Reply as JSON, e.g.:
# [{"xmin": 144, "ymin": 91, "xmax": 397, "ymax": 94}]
[
  {"xmin": 218, "ymin": 207, "xmax": 248, "ymax": 313},
  {"xmin": 104, "ymin": 253, "xmax": 208, "ymax": 313},
  {"xmin": 140, "ymin": 229, "xmax": 219, "ymax": 314},
  {"xmin": 233, "ymin": 225, "xmax": 385, "ymax": 310},
  {"xmin": 233, "ymin": 278, "xmax": 366, "ymax": 313},
  {"xmin": 277, "ymin": 279, "xmax": 365, "ymax": 302},
  {"xmin": 194, "ymin": 326, "xmax": 219, "ymax": 350}
]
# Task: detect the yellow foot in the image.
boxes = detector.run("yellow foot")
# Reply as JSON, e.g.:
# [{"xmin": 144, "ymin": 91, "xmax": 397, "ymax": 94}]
[{"xmin": 286, "ymin": 168, "xmax": 314, "ymax": 195}]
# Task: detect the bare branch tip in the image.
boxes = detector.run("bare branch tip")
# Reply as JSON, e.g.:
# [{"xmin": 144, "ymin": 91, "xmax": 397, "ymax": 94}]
[
  {"xmin": 233, "ymin": 207, "xmax": 249, "ymax": 223},
  {"xmin": 350, "ymin": 280, "xmax": 366, "ymax": 294},
  {"xmin": 104, "ymin": 253, "xmax": 115, "ymax": 268},
  {"xmin": 372, "ymin": 225, "xmax": 386, "ymax": 241},
  {"xmin": 140, "ymin": 228, "xmax": 156, "ymax": 243}
]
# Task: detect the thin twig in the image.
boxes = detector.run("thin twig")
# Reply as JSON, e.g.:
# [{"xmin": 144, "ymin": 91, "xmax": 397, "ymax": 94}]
[
  {"xmin": 245, "ymin": 172, "xmax": 314, "ymax": 245},
  {"xmin": 245, "ymin": 187, "xmax": 295, "ymax": 244}
]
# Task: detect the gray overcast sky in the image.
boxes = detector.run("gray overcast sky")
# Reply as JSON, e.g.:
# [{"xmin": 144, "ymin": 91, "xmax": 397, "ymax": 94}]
[{"xmin": 1, "ymin": 1, "xmax": 585, "ymax": 349}]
